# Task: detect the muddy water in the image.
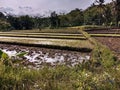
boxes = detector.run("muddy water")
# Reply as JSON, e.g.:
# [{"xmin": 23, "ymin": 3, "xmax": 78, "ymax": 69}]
[{"xmin": 0, "ymin": 44, "xmax": 91, "ymax": 68}]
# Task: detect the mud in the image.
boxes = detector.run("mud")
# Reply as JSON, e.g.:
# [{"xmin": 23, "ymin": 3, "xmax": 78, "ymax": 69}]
[{"xmin": 0, "ymin": 44, "xmax": 91, "ymax": 68}]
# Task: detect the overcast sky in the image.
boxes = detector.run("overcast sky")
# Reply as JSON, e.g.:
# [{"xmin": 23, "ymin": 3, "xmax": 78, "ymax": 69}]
[{"xmin": 0, "ymin": 0, "xmax": 111, "ymax": 16}]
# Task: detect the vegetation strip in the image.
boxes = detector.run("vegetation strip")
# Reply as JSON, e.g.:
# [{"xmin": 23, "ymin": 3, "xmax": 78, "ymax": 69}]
[
  {"xmin": 0, "ymin": 32, "xmax": 83, "ymax": 36},
  {"xmin": 0, "ymin": 41, "xmax": 92, "ymax": 52},
  {"xmin": 10, "ymin": 29, "xmax": 82, "ymax": 34},
  {"xmin": 0, "ymin": 36, "xmax": 93, "ymax": 49}
]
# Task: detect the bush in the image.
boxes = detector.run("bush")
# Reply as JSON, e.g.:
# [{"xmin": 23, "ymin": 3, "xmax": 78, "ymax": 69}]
[{"xmin": 0, "ymin": 20, "xmax": 11, "ymax": 31}]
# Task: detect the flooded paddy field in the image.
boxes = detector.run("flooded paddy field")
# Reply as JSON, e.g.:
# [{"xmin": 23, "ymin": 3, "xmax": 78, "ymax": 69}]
[{"xmin": 0, "ymin": 44, "xmax": 91, "ymax": 68}]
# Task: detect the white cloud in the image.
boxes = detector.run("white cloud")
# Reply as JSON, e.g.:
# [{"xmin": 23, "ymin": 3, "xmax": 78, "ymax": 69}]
[{"xmin": 0, "ymin": 0, "xmax": 112, "ymax": 16}]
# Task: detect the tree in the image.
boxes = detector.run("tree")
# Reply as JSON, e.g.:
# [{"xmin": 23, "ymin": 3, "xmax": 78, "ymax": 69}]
[
  {"xmin": 0, "ymin": 12, "xmax": 11, "ymax": 31},
  {"xmin": 99, "ymin": 0, "xmax": 105, "ymax": 4},
  {"xmin": 50, "ymin": 11, "xmax": 60, "ymax": 28},
  {"xmin": 84, "ymin": 5, "xmax": 102, "ymax": 25},
  {"xmin": 7, "ymin": 15, "xmax": 22, "ymax": 29},
  {"xmin": 0, "ymin": 12, "xmax": 5, "ymax": 19},
  {"xmin": 34, "ymin": 17, "xmax": 42, "ymax": 30},
  {"xmin": 20, "ymin": 15, "xmax": 34, "ymax": 29},
  {"xmin": 104, "ymin": 5, "xmax": 113, "ymax": 25},
  {"xmin": 0, "ymin": 20, "xmax": 11, "ymax": 31},
  {"xmin": 67, "ymin": 8, "xmax": 84, "ymax": 26},
  {"xmin": 91, "ymin": 0, "xmax": 106, "ymax": 25},
  {"xmin": 116, "ymin": 0, "xmax": 120, "ymax": 27},
  {"xmin": 59, "ymin": 15, "xmax": 69, "ymax": 27}
]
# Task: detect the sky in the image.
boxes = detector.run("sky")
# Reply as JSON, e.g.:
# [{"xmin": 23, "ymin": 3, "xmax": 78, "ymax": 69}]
[{"xmin": 0, "ymin": 0, "xmax": 111, "ymax": 16}]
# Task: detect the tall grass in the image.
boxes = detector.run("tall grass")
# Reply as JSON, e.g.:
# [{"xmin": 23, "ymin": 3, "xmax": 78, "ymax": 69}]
[
  {"xmin": 0, "ymin": 58, "xmax": 120, "ymax": 90},
  {"xmin": 0, "ymin": 44, "xmax": 120, "ymax": 90}
]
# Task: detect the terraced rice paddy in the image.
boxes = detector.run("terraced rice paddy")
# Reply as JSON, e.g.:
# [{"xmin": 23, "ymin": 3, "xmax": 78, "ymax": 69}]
[
  {"xmin": 0, "ymin": 31, "xmax": 93, "ymax": 67},
  {"xmin": 0, "ymin": 32, "xmax": 93, "ymax": 49}
]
